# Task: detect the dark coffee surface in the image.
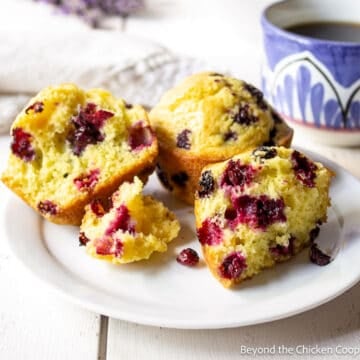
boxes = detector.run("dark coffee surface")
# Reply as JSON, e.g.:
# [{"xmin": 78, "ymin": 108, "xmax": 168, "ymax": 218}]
[{"xmin": 286, "ymin": 21, "xmax": 360, "ymax": 42}]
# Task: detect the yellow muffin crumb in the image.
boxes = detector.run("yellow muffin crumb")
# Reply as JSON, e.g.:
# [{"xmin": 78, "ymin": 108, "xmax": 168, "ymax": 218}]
[{"xmin": 81, "ymin": 177, "xmax": 180, "ymax": 264}]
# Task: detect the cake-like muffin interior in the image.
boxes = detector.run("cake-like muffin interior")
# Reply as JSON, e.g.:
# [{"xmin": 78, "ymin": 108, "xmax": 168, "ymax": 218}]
[
  {"xmin": 1, "ymin": 84, "xmax": 157, "ymax": 224},
  {"xmin": 194, "ymin": 146, "xmax": 332, "ymax": 288},
  {"xmin": 80, "ymin": 177, "xmax": 180, "ymax": 264}
]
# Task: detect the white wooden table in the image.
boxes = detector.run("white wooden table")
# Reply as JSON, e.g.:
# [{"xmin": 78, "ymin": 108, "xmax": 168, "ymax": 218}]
[{"xmin": 1, "ymin": 1, "xmax": 360, "ymax": 359}]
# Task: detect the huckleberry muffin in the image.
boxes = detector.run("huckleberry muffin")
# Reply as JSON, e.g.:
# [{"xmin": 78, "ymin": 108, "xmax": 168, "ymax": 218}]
[
  {"xmin": 149, "ymin": 72, "xmax": 293, "ymax": 204},
  {"xmin": 80, "ymin": 177, "xmax": 180, "ymax": 263},
  {"xmin": 194, "ymin": 146, "xmax": 332, "ymax": 288},
  {"xmin": 1, "ymin": 84, "xmax": 158, "ymax": 225}
]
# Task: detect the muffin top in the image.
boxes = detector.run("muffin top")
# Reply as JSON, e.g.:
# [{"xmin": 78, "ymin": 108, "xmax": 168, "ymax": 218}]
[
  {"xmin": 195, "ymin": 146, "xmax": 332, "ymax": 228},
  {"xmin": 150, "ymin": 72, "xmax": 279, "ymax": 159}
]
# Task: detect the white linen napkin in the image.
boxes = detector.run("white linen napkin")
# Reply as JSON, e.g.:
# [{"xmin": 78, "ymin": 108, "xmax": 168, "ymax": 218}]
[{"xmin": 0, "ymin": 0, "xmax": 208, "ymax": 133}]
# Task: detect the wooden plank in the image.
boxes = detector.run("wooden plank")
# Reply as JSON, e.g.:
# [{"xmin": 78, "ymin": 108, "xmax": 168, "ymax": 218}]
[
  {"xmin": 0, "ymin": 137, "xmax": 101, "ymax": 360},
  {"xmin": 107, "ymin": 282, "xmax": 360, "ymax": 360}
]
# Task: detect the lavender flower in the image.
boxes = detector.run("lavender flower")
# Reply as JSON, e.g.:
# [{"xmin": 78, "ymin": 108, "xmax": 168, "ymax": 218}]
[{"xmin": 34, "ymin": 0, "xmax": 144, "ymax": 26}]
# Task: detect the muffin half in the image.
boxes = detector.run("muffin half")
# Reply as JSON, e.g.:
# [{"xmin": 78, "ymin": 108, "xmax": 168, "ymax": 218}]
[
  {"xmin": 194, "ymin": 146, "xmax": 333, "ymax": 288},
  {"xmin": 1, "ymin": 84, "xmax": 158, "ymax": 224}
]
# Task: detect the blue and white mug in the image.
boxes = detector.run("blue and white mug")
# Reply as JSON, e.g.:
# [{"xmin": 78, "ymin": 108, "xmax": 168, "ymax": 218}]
[{"xmin": 261, "ymin": 0, "xmax": 360, "ymax": 146}]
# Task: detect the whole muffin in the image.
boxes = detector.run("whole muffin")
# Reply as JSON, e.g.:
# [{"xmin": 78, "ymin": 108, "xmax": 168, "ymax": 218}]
[
  {"xmin": 80, "ymin": 177, "xmax": 180, "ymax": 264},
  {"xmin": 149, "ymin": 72, "xmax": 293, "ymax": 204},
  {"xmin": 194, "ymin": 146, "xmax": 333, "ymax": 288},
  {"xmin": 1, "ymin": 84, "xmax": 158, "ymax": 225}
]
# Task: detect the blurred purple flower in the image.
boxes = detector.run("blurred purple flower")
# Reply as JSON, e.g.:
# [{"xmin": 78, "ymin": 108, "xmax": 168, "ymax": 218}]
[{"xmin": 34, "ymin": 0, "xmax": 144, "ymax": 26}]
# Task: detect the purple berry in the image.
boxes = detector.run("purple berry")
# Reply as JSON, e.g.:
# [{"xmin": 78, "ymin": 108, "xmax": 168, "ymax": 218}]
[
  {"xmin": 176, "ymin": 248, "xmax": 200, "ymax": 267},
  {"xmin": 252, "ymin": 146, "xmax": 277, "ymax": 160},
  {"xmin": 233, "ymin": 104, "xmax": 258, "ymax": 126},
  {"xmin": 67, "ymin": 103, "xmax": 113, "ymax": 156},
  {"xmin": 231, "ymin": 195, "xmax": 286, "ymax": 230},
  {"xmin": 38, "ymin": 200, "xmax": 58, "ymax": 215},
  {"xmin": 95, "ymin": 237, "xmax": 123, "ymax": 257},
  {"xmin": 291, "ymin": 150, "xmax": 317, "ymax": 187},
  {"xmin": 113, "ymin": 239, "xmax": 124, "ymax": 257},
  {"xmin": 219, "ymin": 252, "xmax": 247, "ymax": 280},
  {"xmin": 220, "ymin": 160, "xmax": 257, "ymax": 189},
  {"xmin": 224, "ymin": 207, "xmax": 237, "ymax": 221},
  {"xmin": 197, "ymin": 218, "xmax": 223, "ymax": 246},
  {"xmin": 223, "ymin": 131, "xmax": 238, "ymax": 141},
  {"xmin": 310, "ymin": 244, "xmax": 332, "ymax": 266},
  {"xmin": 95, "ymin": 237, "xmax": 113, "ymax": 255},
  {"xmin": 128, "ymin": 121, "xmax": 154, "ymax": 151},
  {"xmin": 74, "ymin": 169, "xmax": 100, "ymax": 191},
  {"xmin": 270, "ymin": 236, "xmax": 295, "ymax": 257},
  {"xmin": 79, "ymin": 232, "xmax": 90, "ymax": 246},
  {"xmin": 95, "ymin": 236, "xmax": 124, "ymax": 257},
  {"xmin": 11, "ymin": 128, "xmax": 35, "ymax": 162},
  {"xmin": 309, "ymin": 226, "xmax": 320, "ymax": 243},
  {"xmin": 243, "ymin": 83, "xmax": 267, "ymax": 111},
  {"xmin": 171, "ymin": 172, "xmax": 189, "ymax": 188},
  {"xmin": 25, "ymin": 101, "xmax": 44, "ymax": 114},
  {"xmin": 156, "ymin": 164, "xmax": 173, "ymax": 191},
  {"xmin": 198, "ymin": 170, "xmax": 215, "ymax": 198},
  {"xmin": 90, "ymin": 199, "xmax": 105, "ymax": 217},
  {"xmin": 105, "ymin": 205, "xmax": 135, "ymax": 236},
  {"xmin": 176, "ymin": 129, "xmax": 192, "ymax": 149}
]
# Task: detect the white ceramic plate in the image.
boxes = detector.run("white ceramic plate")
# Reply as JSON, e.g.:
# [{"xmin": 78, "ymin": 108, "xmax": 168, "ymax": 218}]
[{"xmin": 3, "ymin": 151, "xmax": 360, "ymax": 329}]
